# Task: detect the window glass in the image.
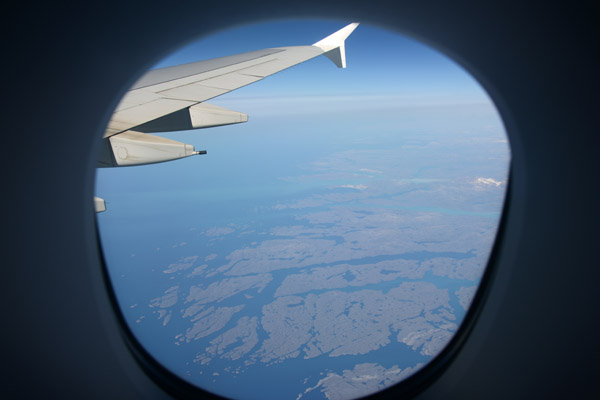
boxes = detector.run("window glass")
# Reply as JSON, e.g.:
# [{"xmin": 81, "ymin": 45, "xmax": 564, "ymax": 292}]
[{"xmin": 96, "ymin": 20, "xmax": 510, "ymax": 399}]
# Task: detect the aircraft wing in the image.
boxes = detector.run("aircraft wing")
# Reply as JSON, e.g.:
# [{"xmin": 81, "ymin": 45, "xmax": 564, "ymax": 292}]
[
  {"xmin": 98, "ymin": 23, "xmax": 359, "ymax": 169},
  {"xmin": 96, "ymin": 23, "xmax": 358, "ymax": 211}
]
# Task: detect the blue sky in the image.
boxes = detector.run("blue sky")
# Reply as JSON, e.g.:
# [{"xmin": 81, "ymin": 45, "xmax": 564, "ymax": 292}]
[{"xmin": 151, "ymin": 19, "xmax": 491, "ymax": 108}]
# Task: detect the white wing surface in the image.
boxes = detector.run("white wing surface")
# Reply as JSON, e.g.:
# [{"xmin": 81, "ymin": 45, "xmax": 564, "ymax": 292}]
[
  {"xmin": 96, "ymin": 23, "xmax": 359, "ymax": 211},
  {"xmin": 104, "ymin": 23, "xmax": 359, "ymax": 141}
]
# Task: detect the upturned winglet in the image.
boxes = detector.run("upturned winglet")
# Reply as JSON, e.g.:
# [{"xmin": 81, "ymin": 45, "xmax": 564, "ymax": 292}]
[{"xmin": 313, "ymin": 22, "xmax": 360, "ymax": 68}]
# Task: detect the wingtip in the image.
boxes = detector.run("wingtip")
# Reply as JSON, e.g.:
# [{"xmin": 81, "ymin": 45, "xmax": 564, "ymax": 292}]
[
  {"xmin": 313, "ymin": 22, "xmax": 360, "ymax": 49},
  {"xmin": 313, "ymin": 23, "xmax": 359, "ymax": 68}
]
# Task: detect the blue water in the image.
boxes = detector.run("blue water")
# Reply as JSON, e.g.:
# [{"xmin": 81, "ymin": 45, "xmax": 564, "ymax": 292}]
[
  {"xmin": 99, "ymin": 205, "xmax": 479, "ymax": 399},
  {"xmin": 96, "ymin": 110, "xmax": 507, "ymax": 399}
]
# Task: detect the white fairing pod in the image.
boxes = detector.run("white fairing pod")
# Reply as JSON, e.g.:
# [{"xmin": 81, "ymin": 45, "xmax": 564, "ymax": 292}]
[
  {"xmin": 106, "ymin": 131, "xmax": 202, "ymax": 167},
  {"xmin": 189, "ymin": 103, "xmax": 248, "ymax": 129},
  {"xmin": 133, "ymin": 103, "xmax": 248, "ymax": 134}
]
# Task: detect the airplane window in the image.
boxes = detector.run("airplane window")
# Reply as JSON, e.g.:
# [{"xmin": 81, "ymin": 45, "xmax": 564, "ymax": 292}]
[{"xmin": 95, "ymin": 20, "xmax": 510, "ymax": 400}]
